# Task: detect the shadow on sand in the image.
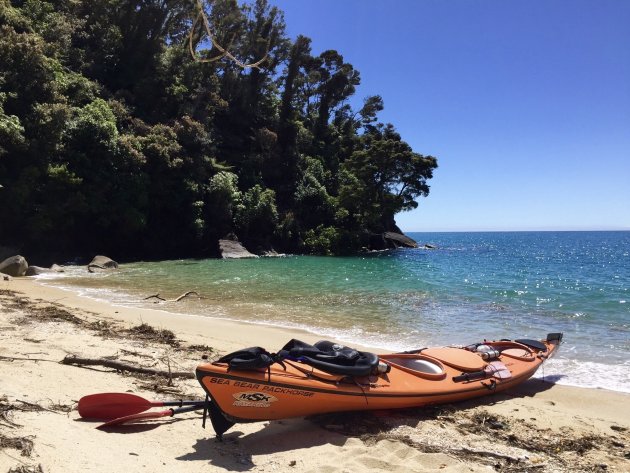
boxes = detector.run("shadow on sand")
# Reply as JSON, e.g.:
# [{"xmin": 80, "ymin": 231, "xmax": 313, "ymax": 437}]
[{"xmin": 174, "ymin": 376, "xmax": 565, "ymax": 470}]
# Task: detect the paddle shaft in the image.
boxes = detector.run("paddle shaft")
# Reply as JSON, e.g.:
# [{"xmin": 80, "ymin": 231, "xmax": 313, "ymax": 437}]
[{"xmin": 97, "ymin": 404, "xmax": 204, "ymax": 428}]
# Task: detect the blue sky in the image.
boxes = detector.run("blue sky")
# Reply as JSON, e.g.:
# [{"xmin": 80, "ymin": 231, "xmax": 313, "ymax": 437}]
[{"xmin": 271, "ymin": 0, "xmax": 630, "ymax": 231}]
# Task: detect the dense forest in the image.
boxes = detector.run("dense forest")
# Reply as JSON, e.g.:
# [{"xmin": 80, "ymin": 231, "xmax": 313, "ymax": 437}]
[{"xmin": 0, "ymin": 0, "xmax": 437, "ymax": 261}]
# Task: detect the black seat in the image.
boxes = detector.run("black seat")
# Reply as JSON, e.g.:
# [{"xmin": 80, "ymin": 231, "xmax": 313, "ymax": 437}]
[{"xmin": 280, "ymin": 339, "xmax": 379, "ymax": 377}]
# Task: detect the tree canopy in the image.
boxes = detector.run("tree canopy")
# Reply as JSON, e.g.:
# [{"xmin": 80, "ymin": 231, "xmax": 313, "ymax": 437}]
[{"xmin": 0, "ymin": 0, "xmax": 438, "ymax": 260}]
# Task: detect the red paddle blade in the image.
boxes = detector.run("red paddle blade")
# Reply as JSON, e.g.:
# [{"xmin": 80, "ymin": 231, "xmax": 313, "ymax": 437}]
[
  {"xmin": 97, "ymin": 409, "xmax": 172, "ymax": 428},
  {"xmin": 78, "ymin": 393, "xmax": 158, "ymax": 419}
]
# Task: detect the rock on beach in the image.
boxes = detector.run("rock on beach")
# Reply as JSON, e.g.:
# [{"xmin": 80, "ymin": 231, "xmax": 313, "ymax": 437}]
[{"xmin": 0, "ymin": 255, "xmax": 28, "ymax": 277}]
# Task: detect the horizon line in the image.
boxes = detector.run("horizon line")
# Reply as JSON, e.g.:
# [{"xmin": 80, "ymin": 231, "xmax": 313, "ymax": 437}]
[{"xmin": 401, "ymin": 228, "xmax": 630, "ymax": 233}]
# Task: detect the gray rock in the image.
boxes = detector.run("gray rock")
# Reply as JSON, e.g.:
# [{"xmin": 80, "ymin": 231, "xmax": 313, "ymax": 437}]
[
  {"xmin": 88, "ymin": 255, "xmax": 119, "ymax": 272},
  {"xmin": 0, "ymin": 255, "xmax": 28, "ymax": 277},
  {"xmin": 50, "ymin": 264, "xmax": 65, "ymax": 272},
  {"xmin": 25, "ymin": 266, "xmax": 54, "ymax": 276},
  {"xmin": 383, "ymin": 232, "xmax": 418, "ymax": 248},
  {"xmin": 219, "ymin": 239, "xmax": 258, "ymax": 259}
]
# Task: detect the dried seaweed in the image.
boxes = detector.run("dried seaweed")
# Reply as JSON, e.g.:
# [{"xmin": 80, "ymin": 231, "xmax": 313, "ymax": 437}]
[
  {"xmin": 8, "ymin": 464, "xmax": 44, "ymax": 473},
  {"xmin": 308, "ymin": 407, "xmax": 629, "ymax": 473},
  {"xmin": 124, "ymin": 323, "xmax": 179, "ymax": 346},
  {"xmin": 0, "ymin": 433, "xmax": 34, "ymax": 456}
]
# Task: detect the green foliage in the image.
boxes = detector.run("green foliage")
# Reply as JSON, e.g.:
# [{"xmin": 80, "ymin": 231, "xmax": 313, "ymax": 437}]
[
  {"xmin": 0, "ymin": 0, "xmax": 437, "ymax": 259},
  {"xmin": 303, "ymin": 225, "xmax": 340, "ymax": 256},
  {"xmin": 67, "ymin": 98, "xmax": 119, "ymax": 148},
  {"xmin": 341, "ymin": 124, "xmax": 438, "ymax": 231},
  {"xmin": 235, "ymin": 184, "xmax": 279, "ymax": 249},
  {"xmin": 0, "ymin": 96, "xmax": 25, "ymax": 155}
]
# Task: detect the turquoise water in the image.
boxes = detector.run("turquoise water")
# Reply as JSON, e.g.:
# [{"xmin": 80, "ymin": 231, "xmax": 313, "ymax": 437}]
[{"xmin": 42, "ymin": 231, "xmax": 630, "ymax": 392}]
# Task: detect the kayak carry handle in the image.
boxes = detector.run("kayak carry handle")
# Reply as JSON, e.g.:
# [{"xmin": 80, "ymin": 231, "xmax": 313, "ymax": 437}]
[{"xmin": 452, "ymin": 370, "xmax": 487, "ymax": 383}]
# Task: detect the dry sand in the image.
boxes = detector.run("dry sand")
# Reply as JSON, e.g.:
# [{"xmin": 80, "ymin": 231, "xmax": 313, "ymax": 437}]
[{"xmin": 1, "ymin": 277, "xmax": 629, "ymax": 473}]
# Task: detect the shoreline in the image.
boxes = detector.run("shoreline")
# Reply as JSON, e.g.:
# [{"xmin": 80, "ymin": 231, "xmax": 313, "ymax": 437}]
[
  {"xmin": 2, "ymin": 277, "xmax": 630, "ymax": 472},
  {"xmin": 5, "ymin": 277, "xmax": 326, "ymax": 353},
  {"xmin": 27, "ymin": 275, "xmax": 630, "ymax": 394}
]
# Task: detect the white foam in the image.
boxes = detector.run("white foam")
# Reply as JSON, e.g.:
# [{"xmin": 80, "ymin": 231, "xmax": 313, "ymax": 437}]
[{"xmin": 533, "ymin": 357, "xmax": 630, "ymax": 393}]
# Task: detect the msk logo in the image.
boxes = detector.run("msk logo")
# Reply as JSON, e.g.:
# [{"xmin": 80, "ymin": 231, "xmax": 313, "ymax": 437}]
[{"xmin": 232, "ymin": 391, "xmax": 278, "ymax": 408}]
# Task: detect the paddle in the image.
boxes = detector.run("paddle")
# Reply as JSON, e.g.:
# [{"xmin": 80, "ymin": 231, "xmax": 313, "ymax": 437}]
[
  {"xmin": 78, "ymin": 393, "xmax": 205, "ymax": 419},
  {"xmin": 452, "ymin": 361, "xmax": 512, "ymax": 383},
  {"xmin": 97, "ymin": 404, "xmax": 204, "ymax": 429}
]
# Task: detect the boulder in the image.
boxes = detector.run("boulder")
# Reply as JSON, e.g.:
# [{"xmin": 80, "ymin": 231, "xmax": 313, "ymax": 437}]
[
  {"xmin": 26, "ymin": 266, "xmax": 53, "ymax": 276},
  {"xmin": 0, "ymin": 255, "xmax": 28, "ymax": 277},
  {"xmin": 219, "ymin": 239, "xmax": 258, "ymax": 259},
  {"xmin": 25, "ymin": 264, "xmax": 64, "ymax": 276},
  {"xmin": 88, "ymin": 255, "xmax": 119, "ymax": 272},
  {"xmin": 383, "ymin": 232, "xmax": 418, "ymax": 249}
]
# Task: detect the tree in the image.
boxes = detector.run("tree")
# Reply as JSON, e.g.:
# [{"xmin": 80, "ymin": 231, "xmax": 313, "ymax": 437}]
[
  {"xmin": 341, "ymin": 123, "xmax": 438, "ymax": 231},
  {"xmin": 235, "ymin": 184, "xmax": 278, "ymax": 250},
  {"xmin": 0, "ymin": 0, "xmax": 438, "ymax": 259}
]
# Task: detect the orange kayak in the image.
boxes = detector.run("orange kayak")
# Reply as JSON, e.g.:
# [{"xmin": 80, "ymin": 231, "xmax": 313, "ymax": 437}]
[{"xmin": 196, "ymin": 333, "xmax": 562, "ymax": 437}]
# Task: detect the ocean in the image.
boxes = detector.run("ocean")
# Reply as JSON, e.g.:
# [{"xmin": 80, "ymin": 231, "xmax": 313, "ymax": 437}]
[{"xmin": 38, "ymin": 231, "xmax": 629, "ymax": 393}]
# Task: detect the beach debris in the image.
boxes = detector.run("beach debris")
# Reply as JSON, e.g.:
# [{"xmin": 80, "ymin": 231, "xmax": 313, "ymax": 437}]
[
  {"xmin": 37, "ymin": 305, "xmax": 84, "ymax": 324},
  {"xmin": 60, "ymin": 355, "xmax": 194, "ymax": 379},
  {"xmin": 308, "ymin": 406, "xmax": 629, "ymax": 472},
  {"xmin": 7, "ymin": 465, "xmax": 45, "ymax": 473},
  {"xmin": 143, "ymin": 291, "xmax": 201, "ymax": 303},
  {"xmin": 124, "ymin": 323, "xmax": 179, "ymax": 346},
  {"xmin": 0, "ymin": 433, "xmax": 34, "ymax": 456}
]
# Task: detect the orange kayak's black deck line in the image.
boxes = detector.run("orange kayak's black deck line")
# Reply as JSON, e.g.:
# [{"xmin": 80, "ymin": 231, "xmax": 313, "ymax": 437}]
[{"xmin": 197, "ymin": 333, "xmax": 563, "ymax": 438}]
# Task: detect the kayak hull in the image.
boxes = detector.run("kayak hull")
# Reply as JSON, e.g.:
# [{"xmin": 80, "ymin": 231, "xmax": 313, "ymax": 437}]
[{"xmin": 196, "ymin": 335, "xmax": 561, "ymax": 425}]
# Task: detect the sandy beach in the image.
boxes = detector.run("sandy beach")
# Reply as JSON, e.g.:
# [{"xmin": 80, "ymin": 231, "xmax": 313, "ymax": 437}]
[{"xmin": 1, "ymin": 277, "xmax": 629, "ymax": 473}]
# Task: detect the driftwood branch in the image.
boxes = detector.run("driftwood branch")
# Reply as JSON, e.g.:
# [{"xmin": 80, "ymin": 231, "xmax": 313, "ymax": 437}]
[
  {"xmin": 143, "ymin": 291, "xmax": 200, "ymax": 303},
  {"xmin": 173, "ymin": 291, "xmax": 199, "ymax": 302},
  {"xmin": 60, "ymin": 355, "xmax": 194, "ymax": 379}
]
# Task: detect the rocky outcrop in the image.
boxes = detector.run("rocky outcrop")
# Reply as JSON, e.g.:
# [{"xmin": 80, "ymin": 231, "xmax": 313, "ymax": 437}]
[
  {"xmin": 0, "ymin": 255, "xmax": 28, "ymax": 277},
  {"xmin": 219, "ymin": 239, "xmax": 258, "ymax": 259},
  {"xmin": 383, "ymin": 232, "xmax": 418, "ymax": 248},
  {"xmin": 88, "ymin": 255, "xmax": 119, "ymax": 272},
  {"xmin": 368, "ymin": 232, "xmax": 418, "ymax": 251},
  {"xmin": 25, "ymin": 265, "xmax": 65, "ymax": 276}
]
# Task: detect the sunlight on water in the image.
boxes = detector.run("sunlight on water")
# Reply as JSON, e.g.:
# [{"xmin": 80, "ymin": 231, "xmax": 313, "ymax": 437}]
[{"xmin": 42, "ymin": 231, "xmax": 630, "ymax": 392}]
